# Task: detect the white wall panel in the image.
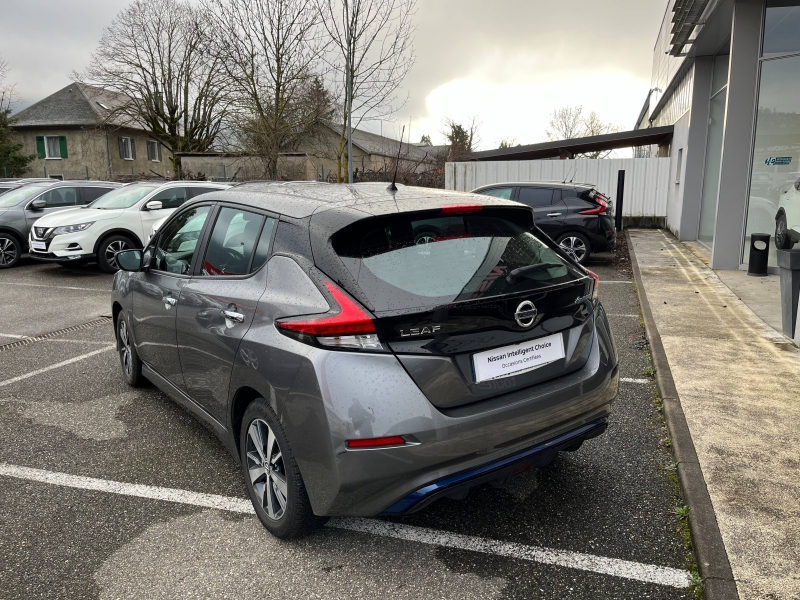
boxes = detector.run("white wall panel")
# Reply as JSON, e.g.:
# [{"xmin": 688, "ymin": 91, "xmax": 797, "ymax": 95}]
[{"xmin": 446, "ymin": 158, "xmax": 671, "ymax": 217}]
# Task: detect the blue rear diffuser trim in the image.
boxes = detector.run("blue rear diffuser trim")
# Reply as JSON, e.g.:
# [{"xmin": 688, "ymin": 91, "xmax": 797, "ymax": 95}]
[{"xmin": 380, "ymin": 418, "xmax": 607, "ymax": 516}]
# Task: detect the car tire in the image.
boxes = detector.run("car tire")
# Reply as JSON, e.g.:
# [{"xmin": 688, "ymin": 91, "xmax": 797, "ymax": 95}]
[
  {"xmin": 0, "ymin": 232, "xmax": 22, "ymax": 269},
  {"xmin": 240, "ymin": 398, "xmax": 326, "ymax": 539},
  {"xmin": 775, "ymin": 213, "xmax": 793, "ymax": 250},
  {"xmin": 98, "ymin": 234, "xmax": 136, "ymax": 273},
  {"xmin": 116, "ymin": 313, "xmax": 144, "ymax": 387},
  {"xmin": 556, "ymin": 232, "xmax": 591, "ymax": 264}
]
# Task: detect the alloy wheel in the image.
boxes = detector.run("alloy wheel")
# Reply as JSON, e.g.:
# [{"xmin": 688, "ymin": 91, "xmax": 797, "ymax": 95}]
[
  {"xmin": 118, "ymin": 319, "xmax": 132, "ymax": 377},
  {"xmin": 0, "ymin": 237, "xmax": 18, "ymax": 266},
  {"xmin": 559, "ymin": 236, "xmax": 587, "ymax": 262},
  {"xmin": 105, "ymin": 240, "xmax": 130, "ymax": 270},
  {"xmin": 246, "ymin": 419, "xmax": 288, "ymax": 520}
]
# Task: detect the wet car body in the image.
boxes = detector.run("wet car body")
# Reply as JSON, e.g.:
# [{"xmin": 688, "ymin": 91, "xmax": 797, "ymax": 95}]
[{"xmin": 111, "ymin": 182, "xmax": 618, "ymax": 529}]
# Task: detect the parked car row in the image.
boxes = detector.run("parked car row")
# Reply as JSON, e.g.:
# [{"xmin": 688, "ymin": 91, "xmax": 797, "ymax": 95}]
[
  {"xmin": 109, "ymin": 181, "xmax": 619, "ymax": 539},
  {"xmin": 0, "ymin": 179, "xmax": 228, "ymax": 270}
]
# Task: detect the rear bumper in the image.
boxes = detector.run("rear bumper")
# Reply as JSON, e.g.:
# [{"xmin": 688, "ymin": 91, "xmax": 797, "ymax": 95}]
[
  {"xmin": 276, "ymin": 304, "xmax": 619, "ymax": 517},
  {"xmin": 380, "ymin": 417, "xmax": 608, "ymax": 515}
]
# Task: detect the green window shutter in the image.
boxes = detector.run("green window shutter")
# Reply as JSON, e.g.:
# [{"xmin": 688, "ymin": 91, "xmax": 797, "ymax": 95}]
[
  {"xmin": 58, "ymin": 136, "xmax": 68, "ymax": 159},
  {"xmin": 36, "ymin": 136, "xmax": 46, "ymax": 159}
]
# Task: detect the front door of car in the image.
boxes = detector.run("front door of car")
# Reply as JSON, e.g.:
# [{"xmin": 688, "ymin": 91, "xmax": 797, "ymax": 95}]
[
  {"xmin": 25, "ymin": 186, "xmax": 81, "ymax": 230},
  {"xmin": 132, "ymin": 204, "xmax": 213, "ymax": 388},
  {"xmin": 176, "ymin": 206, "xmax": 277, "ymax": 423},
  {"xmin": 138, "ymin": 186, "xmax": 189, "ymax": 245},
  {"xmin": 517, "ymin": 187, "xmax": 567, "ymax": 239}
]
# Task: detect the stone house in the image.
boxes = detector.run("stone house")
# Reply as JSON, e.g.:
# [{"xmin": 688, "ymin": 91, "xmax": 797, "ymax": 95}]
[{"xmin": 10, "ymin": 83, "xmax": 172, "ymax": 181}]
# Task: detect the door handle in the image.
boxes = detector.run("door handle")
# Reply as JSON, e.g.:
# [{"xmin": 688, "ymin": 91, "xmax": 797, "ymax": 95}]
[
  {"xmin": 222, "ymin": 309, "xmax": 245, "ymax": 323},
  {"xmin": 163, "ymin": 296, "xmax": 177, "ymax": 307},
  {"xmin": 546, "ymin": 212, "xmax": 563, "ymax": 217}
]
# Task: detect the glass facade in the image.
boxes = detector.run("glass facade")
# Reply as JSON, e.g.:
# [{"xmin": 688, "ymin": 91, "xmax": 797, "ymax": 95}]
[{"xmin": 743, "ymin": 0, "xmax": 800, "ymax": 265}]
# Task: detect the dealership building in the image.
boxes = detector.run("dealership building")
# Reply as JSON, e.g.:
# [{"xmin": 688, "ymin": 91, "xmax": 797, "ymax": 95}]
[{"xmin": 635, "ymin": 0, "xmax": 800, "ymax": 270}]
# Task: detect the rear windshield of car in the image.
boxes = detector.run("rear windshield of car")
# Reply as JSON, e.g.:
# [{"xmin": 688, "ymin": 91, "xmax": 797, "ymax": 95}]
[
  {"xmin": 0, "ymin": 183, "xmax": 52, "ymax": 208},
  {"xmin": 332, "ymin": 210, "xmax": 582, "ymax": 312},
  {"xmin": 88, "ymin": 182, "xmax": 160, "ymax": 209}
]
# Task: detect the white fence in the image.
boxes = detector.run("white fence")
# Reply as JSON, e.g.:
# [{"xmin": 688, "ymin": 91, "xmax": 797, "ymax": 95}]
[{"xmin": 445, "ymin": 158, "xmax": 671, "ymax": 217}]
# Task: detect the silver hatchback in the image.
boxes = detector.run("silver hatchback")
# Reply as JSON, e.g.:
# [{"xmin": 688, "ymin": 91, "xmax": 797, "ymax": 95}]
[{"xmin": 111, "ymin": 182, "xmax": 619, "ymax": 538}]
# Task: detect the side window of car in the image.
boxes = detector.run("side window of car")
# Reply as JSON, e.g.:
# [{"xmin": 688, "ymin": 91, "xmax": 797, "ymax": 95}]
[
  {"xmin": 39, "ymin": 187, "xmax": 79, "ymax": 207},
  {"xmin": 188, "ymin": 187, "xmax": 220, "ymax": 199},
  {"xmin": 200, "ymin": 207, "xmax": 274, "ymax": 276},
  {"xmin": 153, "ymin": 205, "xmax": 211, "ymax": 274},
  {"xmin": 480, "ymin": 187, "xmax": 514, "ymax": 200},
  {"xmin": 80, "ymin": 187, "xmax": 114, "ymax": 204},
  {"xmin": 149, "ymin": 187, "xmax": 188, "ymax": 210},
  {"xmin": 517, "ymin": 187, "xmax": 554, "ymax": 207}
]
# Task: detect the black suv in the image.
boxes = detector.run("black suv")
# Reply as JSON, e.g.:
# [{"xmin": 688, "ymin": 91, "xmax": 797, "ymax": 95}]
[{"xmin": 472, "ymin": 182, "xmax": 616, "ymax": 264}]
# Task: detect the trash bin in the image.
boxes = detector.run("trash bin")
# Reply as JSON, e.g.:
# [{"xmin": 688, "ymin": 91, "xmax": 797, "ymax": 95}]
[
  {"xmin": 777, "ymin": 249, "xmax": 800, "ymax": 338},
  {"xmin": 747, "ymin": 233, "xmax": 770, "ymax": 276}
]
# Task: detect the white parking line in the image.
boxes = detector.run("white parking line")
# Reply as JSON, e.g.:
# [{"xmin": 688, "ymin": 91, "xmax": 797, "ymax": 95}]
[
  {"xmin": 1, "ymin": 282, "xmax": 109, "ymax": 292},
  {"xmin": 607, "ymin": 314, "xmax": 640, "ymax": 318},
  {"xmin": 600, "ymin": 281, "xmax": 633, "ymax": 284},
  {"xmin": 0, "ymin": 346, "xmax": 114, "ymax": 388},
  {"xmin": 0, "ymin": 333, "xmax": 27, "ymax": 339},
  {"xmin": 0, "ymin": 463, "xmax": 690, "ymax": 589},
  {"xmin": 620, "ymin": 378, "xmax": 651, "ymax": 384}
]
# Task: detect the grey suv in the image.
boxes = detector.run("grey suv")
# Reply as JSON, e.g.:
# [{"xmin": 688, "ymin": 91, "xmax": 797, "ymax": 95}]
[
  {"xmin": 111, "ymin": 182, "xmax": 619, "ymax": 538},
  {"xmin": 0, "ymin": 179, "xmax": 119, "ymax": 268}
]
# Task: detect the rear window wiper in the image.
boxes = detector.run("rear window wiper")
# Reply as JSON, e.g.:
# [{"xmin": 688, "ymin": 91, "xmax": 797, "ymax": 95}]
[{"xmin": 506, "ymin": 262, "xmax": 564, "ymax": 284}]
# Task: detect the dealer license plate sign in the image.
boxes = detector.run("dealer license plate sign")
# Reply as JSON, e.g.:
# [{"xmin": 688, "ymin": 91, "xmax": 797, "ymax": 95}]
[
  {"xmin": 473, "ymin": 333, "xmax": 565, "ymax": 383},
  {"xmin": 30, "ymin": 240, "xmax": 46, "ymax": 250}
]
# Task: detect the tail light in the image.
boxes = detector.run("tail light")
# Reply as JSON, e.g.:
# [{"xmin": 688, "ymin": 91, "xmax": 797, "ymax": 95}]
[
  {"xmin": 579, "ymin": 195, "xmax": 609, "ymax": 215},
  {"xmin": 441, "ymin": 204, "xmax": 483, "ymax": 215},
  {"xmin": 277, "ymin": 281, "xmax": 385, "ymax": 351},
  {"xmin": 586, "ymin": 269, "xmax": 600, "ymax": 301}
]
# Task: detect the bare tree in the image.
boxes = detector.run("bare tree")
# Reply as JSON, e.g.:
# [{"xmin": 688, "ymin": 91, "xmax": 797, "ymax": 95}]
[
  {"xmin": 315, "ymin": 0, "xmax": 416, "ymax": 182},
  {"xmin": 545, "ymin": 105, "xmax": 620, "ymax": 158},
  {"xmin": 206, "ymin": 0, "xmax": 333, "ymax": 178},
  {"xmin": 0, "ymin": 57, "xmax": 12, "ymax": 113},
  {"xmin": 497, "ymin": 138, "xmax": 517, "ymax": 149},
  {"xmin": 78, "ymin": 0, "xmax": 231, "ymax": 173}
]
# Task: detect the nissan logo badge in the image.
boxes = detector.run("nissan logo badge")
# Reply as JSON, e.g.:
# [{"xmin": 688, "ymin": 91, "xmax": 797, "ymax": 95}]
[{"xmin": 514, "ymin": 301, "xmax": 538, "ymax": 328}]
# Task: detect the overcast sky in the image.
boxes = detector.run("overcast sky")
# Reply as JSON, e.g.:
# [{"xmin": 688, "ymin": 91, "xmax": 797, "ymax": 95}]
[{"xmin": 0, "ymin": 0, "xmax": 668, "ymax": 151}]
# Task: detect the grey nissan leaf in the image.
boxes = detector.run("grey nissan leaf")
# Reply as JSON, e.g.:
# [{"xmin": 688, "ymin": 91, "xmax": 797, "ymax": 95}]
[{"xmin": 111, "ymin": 182, "xmax": 619, "ymax": 538}]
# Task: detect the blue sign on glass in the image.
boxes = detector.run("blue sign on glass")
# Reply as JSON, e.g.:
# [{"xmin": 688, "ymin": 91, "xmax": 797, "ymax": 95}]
[{"xmin": 765, "ymin": 157, "xmax": 792, "ymax": 166}]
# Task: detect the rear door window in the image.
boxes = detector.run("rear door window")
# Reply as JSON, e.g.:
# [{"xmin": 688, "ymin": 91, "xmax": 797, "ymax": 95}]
[
  {"xmin": 518, "ymin": 187, "xmax": 554, "ymax": 207},
  {"xmin": 332, "ymin": 210, "xmax": 580, "ymax": 311},
  {"xmin": 200, "ymin": 207, "xmax": 268, "ymax": 276},
  {"xmin": 188, "ymin": 187, "xmax": 221, "ymax": 199},
  {"xmin": 80, "ymin": 187, "xmax": 114, "ymax": 204}
]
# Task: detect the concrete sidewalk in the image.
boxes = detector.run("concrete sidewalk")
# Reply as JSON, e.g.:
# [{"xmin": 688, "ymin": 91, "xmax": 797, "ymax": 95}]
[{"xmin": 629, "ymin": 229, "xmax": 800, "ymax": 600}]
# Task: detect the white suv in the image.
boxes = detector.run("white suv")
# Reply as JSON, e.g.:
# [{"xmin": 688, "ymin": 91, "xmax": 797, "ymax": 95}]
[
  {"xmin": 776, "ymin": 176, "xmax": 800, "ymax": 250},
  {"xmin": 29, "ymin": 181, "xmax": 229, "ymax": 272}
]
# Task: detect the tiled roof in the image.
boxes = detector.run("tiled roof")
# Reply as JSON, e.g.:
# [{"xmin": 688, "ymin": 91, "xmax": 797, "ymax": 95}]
[{"xmin": 11, "ymin": 83, "xmax": 147, "ymax": 131}]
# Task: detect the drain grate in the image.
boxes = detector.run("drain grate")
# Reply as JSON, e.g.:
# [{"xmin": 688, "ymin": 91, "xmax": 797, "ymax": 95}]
[{"xmin": 0, "ymin": 317, "xmax": 114, "ymax": 352}]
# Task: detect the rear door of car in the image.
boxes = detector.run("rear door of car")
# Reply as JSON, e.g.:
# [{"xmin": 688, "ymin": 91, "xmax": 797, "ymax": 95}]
[
  {"xmin": 323, "ymin": 205, "xmax": 595, "ymax": 410},
  {"xmin": 176, "ymin": 204, "xmax": 278, "ymax": 422},
  {"xmin": 516, "ymin": 186, "xmax": 568, "ymax": 239}
]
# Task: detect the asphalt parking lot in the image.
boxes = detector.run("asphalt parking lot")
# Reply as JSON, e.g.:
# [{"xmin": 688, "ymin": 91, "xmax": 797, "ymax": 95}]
[{"xmin": 0, "ymin": 246, "xmax": 696, "ymax": 599}]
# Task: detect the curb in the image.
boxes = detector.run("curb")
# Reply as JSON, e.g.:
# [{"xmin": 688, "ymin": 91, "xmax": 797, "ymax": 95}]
[{"xmin": 627, "ymin": 231, "xmax": 739, "ymax": 600}]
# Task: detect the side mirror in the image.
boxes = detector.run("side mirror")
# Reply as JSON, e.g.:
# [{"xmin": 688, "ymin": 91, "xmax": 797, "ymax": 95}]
[
  {"xmin": 145, "ymin": 200, "xmax": 163, "ymax": 211},
  {"xmin": 30, "ymin": 199, "xmax": 46, "ymax": 210},
  {"xmin": 116, "ymin": 249, "xmax": 143, "ymax": 272}
]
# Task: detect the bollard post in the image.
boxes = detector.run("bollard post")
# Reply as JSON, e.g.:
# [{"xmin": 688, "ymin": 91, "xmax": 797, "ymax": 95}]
[
  {"xmin": 86, "ymin": 165, "xmax": 90, "ymax": 180},
  {"xmin": 615, "ymin": 170, "xmax": 625, "ymax": 232}
]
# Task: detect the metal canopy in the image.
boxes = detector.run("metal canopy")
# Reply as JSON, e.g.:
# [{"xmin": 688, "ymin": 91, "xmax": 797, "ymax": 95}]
[
  {"xmin": 670, "ymin": 0, "xmax": 712, "ymax": 56},
  {"xmin": 467, "ymin": 126, "xmax": 674, "ymax": 162}
]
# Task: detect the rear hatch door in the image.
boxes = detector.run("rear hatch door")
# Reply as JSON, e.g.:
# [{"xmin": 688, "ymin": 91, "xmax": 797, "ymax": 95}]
[{"xmin": 328, "ymin": 205, "xmax": 595, "ymax": 409}]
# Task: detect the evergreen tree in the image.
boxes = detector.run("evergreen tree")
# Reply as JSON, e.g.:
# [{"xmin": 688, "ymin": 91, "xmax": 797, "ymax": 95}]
[{"xmin": 0, "ymin": 109, "xmax": 35, "ymax": 177}]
